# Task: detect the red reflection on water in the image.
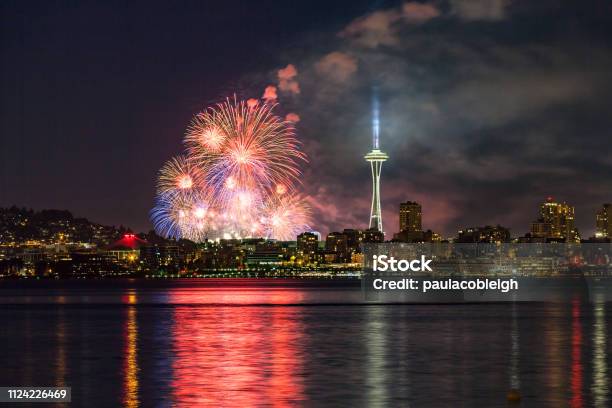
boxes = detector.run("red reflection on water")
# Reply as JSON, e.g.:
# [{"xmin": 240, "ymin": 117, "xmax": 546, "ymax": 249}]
[
  {"xmin": 161, "ymin": 282, "xmax": 309, "ymax": 305},
  {"xmin": 570, "ymin": 299, "xmax": 583, "ymax": 408},
  {"xmin": 267, "ymin": 309, "xmax": 304, "ymax": 407},
  {"xmin": 170, "ymin": 289, "xmax": 305, "ymax": 406}
]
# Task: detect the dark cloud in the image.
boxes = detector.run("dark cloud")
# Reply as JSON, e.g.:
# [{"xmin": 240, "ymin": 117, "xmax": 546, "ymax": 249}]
[
  {"xmin": 282, "ymin": 0, "xmax": 612, "ymax": 237},
  {"xmin": 450, "ymin": 0, "xmax": 510, "ymax": 21}
]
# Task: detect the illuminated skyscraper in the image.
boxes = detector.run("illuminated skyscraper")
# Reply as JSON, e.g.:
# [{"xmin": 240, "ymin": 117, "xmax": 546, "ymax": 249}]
[
  {"xmin": 538, "ymin": 197, "xmax": 579, "ymax": 242},
  {"xmin": 297, "ymin": 232, "xmax": 318, "ymax": 263},
  {"xmin": 365, "ymin": 91, "xmax": 388, "ymax": 233},
  {"xmin": 596, "ymin": 203, "xmax": 612, "ymax": 238},
  {"xmin": 395, "ymin": 201, "xmax": 424, "ymax": 242},
  {"xmin": 399, "ymin": 201, "xmax": 422, "ymax": 233}
]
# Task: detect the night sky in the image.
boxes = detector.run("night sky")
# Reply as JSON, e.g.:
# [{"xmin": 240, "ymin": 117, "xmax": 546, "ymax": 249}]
[{"xmin": 2, "ymin": 0, "xmax": 612, "ymax": 238}]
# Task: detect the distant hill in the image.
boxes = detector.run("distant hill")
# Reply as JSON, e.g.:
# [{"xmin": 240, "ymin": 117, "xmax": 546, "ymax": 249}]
[{"xmin": 0, "ymin": 206, "xmax": 125, "ymax": 245}]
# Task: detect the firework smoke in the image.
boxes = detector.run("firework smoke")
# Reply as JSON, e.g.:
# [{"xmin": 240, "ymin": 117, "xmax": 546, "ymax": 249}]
[
  {"xmin": 262, "ymin": 85, "xmax": 278, "ymax": 101},
  {"xmin": 277, "ymin": 64, "xmax": 300, "ymax": 95},
  {"xmin": 152, "ymin": 97, "xmax": 310, "ymax": 241},
  {"xmin": 285, "ymin": 112, "xmax": 301, "ymax": 123}
]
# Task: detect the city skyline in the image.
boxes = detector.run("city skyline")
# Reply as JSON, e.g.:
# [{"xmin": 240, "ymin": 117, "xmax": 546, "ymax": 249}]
[
  {"xmin": 2, "ymin": 0, "xmax": 612, "ymax": 238},
  {"xmin": 5, "ymin": 199, "xmax": 612, "ymax": 281},
  {"xmin": 3, "ymin": 196, "xmax": 611, "ymax": 242}
]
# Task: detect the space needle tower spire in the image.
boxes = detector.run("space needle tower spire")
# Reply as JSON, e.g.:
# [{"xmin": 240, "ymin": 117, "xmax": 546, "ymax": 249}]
[{"xmin": 365, "ymin": 89, "xmax": 388, "ymax": 233}]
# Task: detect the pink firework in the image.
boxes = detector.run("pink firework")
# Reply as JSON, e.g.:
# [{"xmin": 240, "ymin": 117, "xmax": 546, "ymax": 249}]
[
  {"xmin": 156, "ymin": 155, "xmax": 202, "ymax": 196},
  {"xmin": 193, "ymin": 98, "xmax": 305, "ymax": 198},
  {"xmin": 185, "ymin": 113, "xmax": 226, "ymax": 155},
  {"xmin": 153, "ymin": 97, "xmax": 311, "ymax": 242},
  {"xmin": 263, "ymin": 194, "xmax": 311, "ymax": 241}
]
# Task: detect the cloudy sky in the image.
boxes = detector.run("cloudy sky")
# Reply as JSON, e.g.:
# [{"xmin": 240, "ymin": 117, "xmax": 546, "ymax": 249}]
[{"xmin": 2, "ymin": 0, "xmax": 612, "ymax": 238}]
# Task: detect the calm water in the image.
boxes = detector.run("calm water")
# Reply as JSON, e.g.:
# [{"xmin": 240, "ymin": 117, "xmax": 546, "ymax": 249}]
[{"xmin": 0, "ymin": 279, "xmax": 611, "ymax": 407}]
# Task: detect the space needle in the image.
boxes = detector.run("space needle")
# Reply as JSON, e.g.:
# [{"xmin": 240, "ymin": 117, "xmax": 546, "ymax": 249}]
[{"xmin": 364, "ymin": 92, "xmax": 388, "ymax": 233}]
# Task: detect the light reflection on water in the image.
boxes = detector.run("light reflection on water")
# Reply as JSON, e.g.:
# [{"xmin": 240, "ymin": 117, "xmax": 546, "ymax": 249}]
[
  {"xmin": 365, "ymin": 306, "xmax": 388, "ymax": 408},
  {"xmin": 592, "ymin": 298, "xmax": 608, "ymax": 408},
  {"xmin": 123, "ymin": 305, "xmax": 139, "ymax": 408},
  {"xmin": 171, "ymin": 305, "xmax": 305, "ymax": 406},
  {"xmin": 571, "ymin": 299, "xmax": 583, "ymax": 408},
  {"xmin": 509, "ymin": 302, "xmax": 520, "ymax": 391},
  {"xmin": 0, "ymin": 282, "xmax": 611, "ymax": 407}
]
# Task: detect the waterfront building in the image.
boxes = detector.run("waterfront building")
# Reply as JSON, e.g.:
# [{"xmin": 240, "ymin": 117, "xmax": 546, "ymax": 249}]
[
  {"xmin": 140, "ymin": 242, "xmax": 180, "ymax": 268},
  {"xmin": 297, "ymin": 232, "xmax": 318, "ymax": 263},
  {"xmin": 596, "ymin": 203, "xmax": 612, "ymax": 238},
  {"xmin": 539, "ymin": 197, "xmax": 579, "ymax": 241},
  {"xmin": 326, "ymin": 232, "xmax": 349, "ymax": 262},
  {"xmin": 245, "ymin": 249, "xmax": 283, "ymax": 268},
  {"xmin": 342, "ymin": 229, "xmax": 365, "ymax": 254},
  {"xmin": 105, "ymin": 233, "xmax": 145, "ymax": 264},
  {"xmin": 399, "ymin": 201, "xmax": 422, "ymax": 233}
]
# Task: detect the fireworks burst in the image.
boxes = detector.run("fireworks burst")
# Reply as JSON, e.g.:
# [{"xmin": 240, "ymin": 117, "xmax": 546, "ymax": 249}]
[
  {"xmin": 185, "ymin": 115, "xmax": 225, "ymax": 154},
  {"xmin": 152, "ymin": 97, "xmax": 310, "ymax": 241},
  {"xmin": 156, "ymin": 155, "xmax": 201, "ymax": 196},
  {"xmin": 262, "ymin": 194, "xmax": 311, "ymax": 241},
  {"xmin": 151, "ymin": 191, "xmax": 216, "ymax": 242}
]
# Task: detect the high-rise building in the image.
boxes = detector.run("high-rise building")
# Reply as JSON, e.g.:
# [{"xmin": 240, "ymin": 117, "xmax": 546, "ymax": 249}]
[
  {"xmin": 393, "ymin": 201, "xmax": 424, "ymax": 242},
  {"xmin": 342, "ymin": 229, "xmax": 364, "ymax": 254},
  {"xmin": 399, "ymin": 201, "xmax": 422, "ymax": 233},
  {"xmin": 297, "ymin": 232, "xmax": 318, "ymax": 263},
  {"xmin": 596, "ymin": 204, "xmax": 612, "ymax": 238},
  {"xmin": 325, "ymin": 232, "xmax": 349, "ymax": 262},
  {"xmin": 365, "ymin": 91, "xmax": 388, "ymax": 233},
  {"xmin": 539, "ymin": 197, "xmax": 579, "ymax": 241}
]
